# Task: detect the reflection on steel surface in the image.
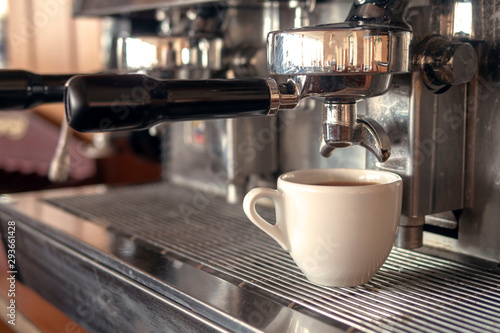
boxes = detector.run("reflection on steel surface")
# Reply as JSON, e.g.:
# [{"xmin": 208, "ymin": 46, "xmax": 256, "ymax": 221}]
[
  {"xmin": 268, "ymin": 27, "xmax": 410, "ymax": 75},
  {"xmin": 46, "ymin": 183, "xmax": 500, "ymax": 333}
]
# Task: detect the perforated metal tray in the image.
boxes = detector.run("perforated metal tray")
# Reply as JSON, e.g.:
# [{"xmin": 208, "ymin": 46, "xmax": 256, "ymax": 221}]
[{"xmin": 46, "ymin": 183, "xmax": 500, "ymax": 333}]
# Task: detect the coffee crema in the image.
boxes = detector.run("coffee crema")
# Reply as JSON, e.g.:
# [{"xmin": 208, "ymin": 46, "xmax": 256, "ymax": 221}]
[{"xmin": 311, "ymin": 181, "xmax": 379, "ymax": 187}]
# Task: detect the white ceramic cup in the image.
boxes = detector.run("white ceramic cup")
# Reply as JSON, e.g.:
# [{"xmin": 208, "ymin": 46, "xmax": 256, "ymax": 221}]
[{"xmin": 243, "ymin": 168, "xmax": 403, "ymax": 287}]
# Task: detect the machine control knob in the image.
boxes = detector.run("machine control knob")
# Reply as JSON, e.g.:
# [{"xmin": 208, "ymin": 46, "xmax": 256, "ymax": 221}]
[{"xmin": 419, "ymin": 36, "xmax": 478, "ymax": 92}]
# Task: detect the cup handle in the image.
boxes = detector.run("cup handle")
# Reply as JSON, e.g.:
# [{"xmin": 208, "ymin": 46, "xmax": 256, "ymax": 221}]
[{"xmin": 243, "ymin": 188, "xmax": 289, "ymax": 251}]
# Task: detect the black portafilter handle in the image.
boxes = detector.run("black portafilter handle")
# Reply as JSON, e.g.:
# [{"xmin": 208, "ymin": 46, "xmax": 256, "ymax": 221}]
[
  {"xmin": 65, "ymin": 74, "xmax": 277, "ymax": 133},
  {"xmin": 0, "ymin": 70, "xmax": 76, "ymax": 110}
]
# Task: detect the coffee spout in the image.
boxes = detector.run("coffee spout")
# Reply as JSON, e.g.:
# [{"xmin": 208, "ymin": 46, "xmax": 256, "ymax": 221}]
[
  {"xmin": 319, "ymin": 140, "xmax": 335, "ymax": 158},
  {"xmin": 354, "ymin": 115, "xmax": 391, "ymax": 163},
  {"xmin": 321, "ymin": 102, "xmax": 391, "ymax": 162}
]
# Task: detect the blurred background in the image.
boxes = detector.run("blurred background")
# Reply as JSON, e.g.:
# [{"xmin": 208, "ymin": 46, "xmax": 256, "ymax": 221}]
[
  {"xmin": 0, "ymin": 3, "xmax": 160, "ymax": 330},
  {"xmin": 0, "ymin": 0, "xmax": 161, "ymax": 194}
]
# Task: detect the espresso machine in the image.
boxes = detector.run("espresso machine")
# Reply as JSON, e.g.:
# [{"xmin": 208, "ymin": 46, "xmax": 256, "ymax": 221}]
[{"xmin": 1, "ymin": 0, "xmax": 500, "ymax": 332}]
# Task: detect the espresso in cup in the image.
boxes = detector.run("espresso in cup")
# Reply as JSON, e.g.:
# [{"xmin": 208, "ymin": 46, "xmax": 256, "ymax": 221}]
[
  {"xmin": 243, "ymin": 168, "xmax": 403, "ymax": 287},
  {"xmin": 312, "ymin": 181, "xmax": 379, "ymax": 186}
]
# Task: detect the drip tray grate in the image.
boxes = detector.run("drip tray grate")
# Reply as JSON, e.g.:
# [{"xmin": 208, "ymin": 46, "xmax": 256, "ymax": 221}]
[{"xmin": 47, "ymin": 183, "xmax": 500, "ymax": 333}]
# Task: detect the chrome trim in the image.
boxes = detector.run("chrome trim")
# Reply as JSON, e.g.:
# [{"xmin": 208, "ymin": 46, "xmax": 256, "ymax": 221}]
[
  {"xmin": 267, "ymin": 26, "xmax": 411, "ymax": 75},
  {"xmin": 265, "ymin": 78, "xmax": 280, "ymax": 115}
]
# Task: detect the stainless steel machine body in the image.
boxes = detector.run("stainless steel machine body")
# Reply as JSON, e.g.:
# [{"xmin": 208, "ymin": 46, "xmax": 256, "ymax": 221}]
[
  {"xmin": 363, "ymin": 0, "xmax": 499, "ymax": 259},
  {"xmin": 76, "ymin": 0, "xmax": 498, "ymax": 260},
  {"xmin": 1, "ymin": 0, "xmax": 500, "ymax": 332}
]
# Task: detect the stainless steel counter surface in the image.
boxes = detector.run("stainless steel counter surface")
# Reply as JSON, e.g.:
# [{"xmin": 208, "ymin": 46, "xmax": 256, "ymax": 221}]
[{"xmin": 1, "ymin": 183, "xmax": 499, "ymax": 332}]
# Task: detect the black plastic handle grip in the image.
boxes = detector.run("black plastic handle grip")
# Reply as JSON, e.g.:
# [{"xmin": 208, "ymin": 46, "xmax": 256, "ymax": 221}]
[
  {"xmin": 65, "ymin": 74, "xmax": 272, "ymax": 133},
  {"xmin": 0, "ymin": 70, "xmax": 75, "ymax": 110}
]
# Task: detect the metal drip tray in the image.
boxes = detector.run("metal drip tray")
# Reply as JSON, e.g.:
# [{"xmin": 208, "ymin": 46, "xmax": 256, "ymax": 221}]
[{"xmin": 39, "ymin": 182, "xmax": 500, "ymax": 332}]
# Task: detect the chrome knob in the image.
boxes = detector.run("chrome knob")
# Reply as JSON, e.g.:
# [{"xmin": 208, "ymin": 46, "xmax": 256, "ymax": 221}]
[{"xmin": 419, "ymin": 36, "xmax": 478, "ymax": 91}]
